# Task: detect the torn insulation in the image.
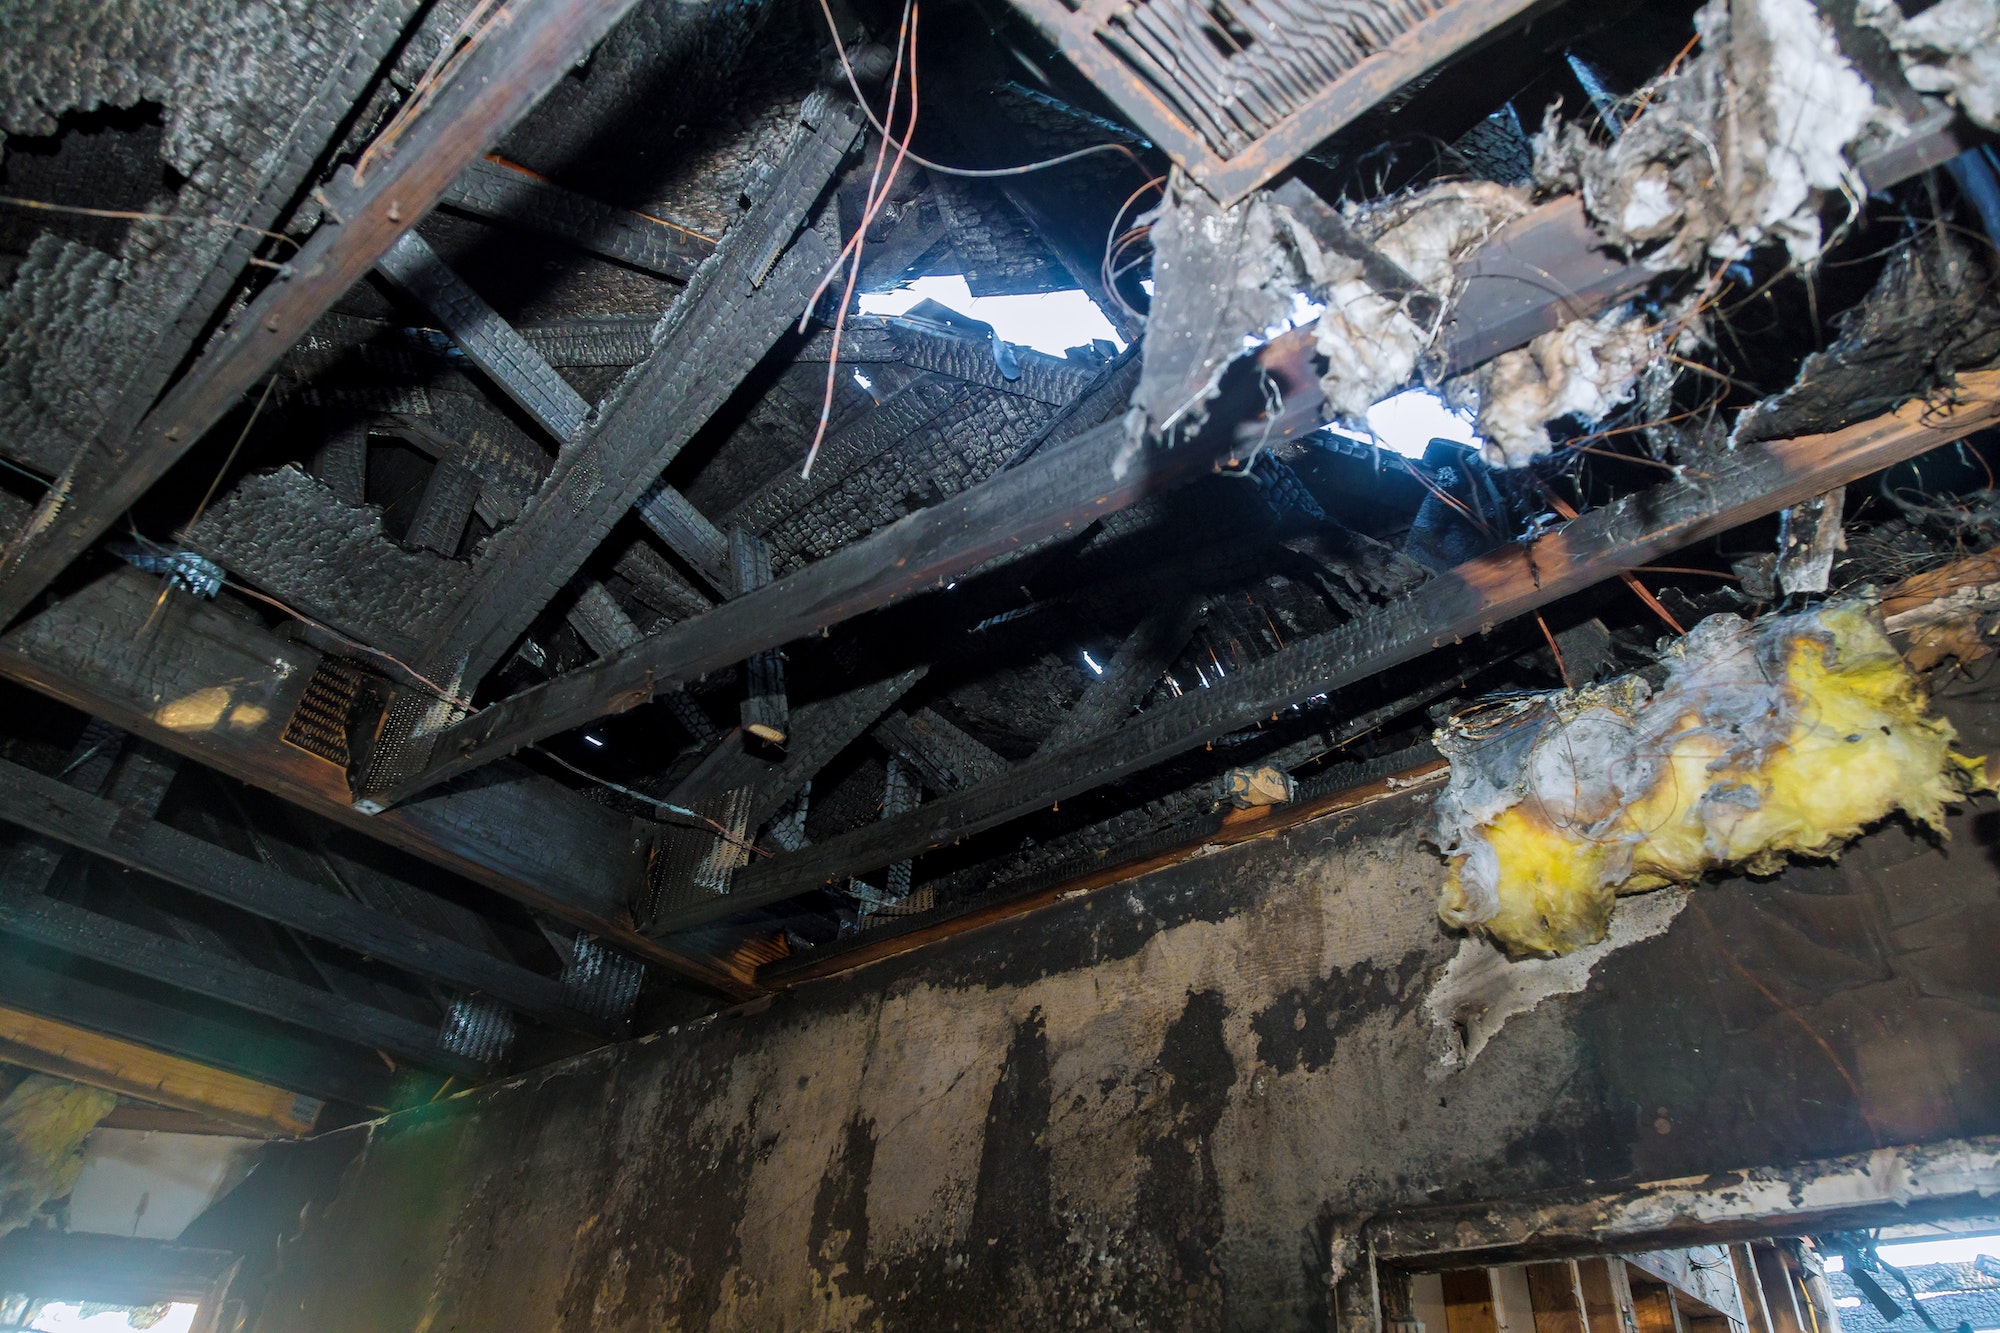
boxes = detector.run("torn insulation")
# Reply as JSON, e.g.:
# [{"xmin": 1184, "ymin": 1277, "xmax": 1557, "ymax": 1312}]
[
  {"xmin": 1535, "ymin": 0, "xmax": 1881, "ymax": 268},
  {"xmin": 1860, "ymin": 0, "xmax": 2000, "ymax": 131},
  {"xmin": 1455, "ymin": 303, "xmax": 1660, "ymax": 467},
  {"xmin": 1289, "ymin": 181, "xmax": 1530, "ymax": 421},
  {"xmin": 1430, "ymin": 601, "xmax": 1984, "ymax": 956}
]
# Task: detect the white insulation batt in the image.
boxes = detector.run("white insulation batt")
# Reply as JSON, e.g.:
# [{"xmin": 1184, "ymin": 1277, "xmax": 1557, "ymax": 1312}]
[
  {"xmin": 1276, "ymin": 182, "xmax": 1530, "ymax": 421},
  {"xmin": 1428, "ymin": 601, "xmax": 1985, "ymax": 957},
  {"xmin": 1861, "ymin": 0, "xmax": 2000, "ymax": 132},
  {"xmin": 1536, "ymin": 0, "xmax": 1880, "ymax": 269},
  {"xmin": 1459, "ymin": 305, "xmax": 1660, "ymax": 467}
]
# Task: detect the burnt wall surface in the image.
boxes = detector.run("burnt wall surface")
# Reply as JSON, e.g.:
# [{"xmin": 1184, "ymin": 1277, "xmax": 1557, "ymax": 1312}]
[{"xmin": 207, "ymin": 716, "xmax": 2000, "ymax": 1331}]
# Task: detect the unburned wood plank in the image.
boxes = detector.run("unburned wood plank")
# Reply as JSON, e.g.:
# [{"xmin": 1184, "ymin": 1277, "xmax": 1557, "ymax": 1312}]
[
  {"xmin": 0, "ymin": 1004, "xmax": 319, "ymax": 1137},
  {"xmin": 1444, "ymin": 1270, "xmax": 1501, "ymax": 1333}
]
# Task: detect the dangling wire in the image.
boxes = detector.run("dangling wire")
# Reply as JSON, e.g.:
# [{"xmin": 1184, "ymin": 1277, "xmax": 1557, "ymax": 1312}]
[
  {"xmin": 813, "ymin": 0, "xmax": 1141, "ymax": 180},
  {"xmin": 799, "ymin": 0, "xmax": 919, "ymax": 479}
]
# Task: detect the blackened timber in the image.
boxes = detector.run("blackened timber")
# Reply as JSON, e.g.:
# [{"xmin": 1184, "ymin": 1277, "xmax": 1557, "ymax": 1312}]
[
  {"xmin": 731, "ymin": 529, "xmax": 787, "ymax": 745},
  {"xmin": 719, "ymin": 373, "xmax": 975, "ymax": 537},
  {"xmin": 439, "ymin": 154, "xmax": 714, "ymax": 280},
  {"xmin": 668, "ymin": 670, "xmax": 925, "ymax": 832},
  {"xmin": 371, "ymin": 411, "xmax": 1258, "ymax": 803},
  {"xmin": 1037, "ymin": 595, "xmax": 1205, "ymax": 754},
  {"xmin": 369, "ymin": 237, "xmax": 735, "ymax": 586},
  {"xmin": 707, "ymin": 374, "xmax": 2000, "ymax": 919},
  {"xmin": 376, "ymin": 229, "xmax": 593, "ymax": 442},
  {"xmin": 0, "ymin": 939, "xmax": 418, "ymax": 1109},
  {"xmin": 566, "ymin": 578, "xmax": 645, "ymax": 657},
  {"xmin": 614, "ymin": 539, "xmax": 711, "ymax": 622},
  {"xmin": 0, "ymin": 0, "xmax": 648, "ymax": 629},
  {"xmin": 0, "ymin": 890, "xmax": 482, "ymax": 1077},
  {"xmin": 871, "ymin": 708, "xmax": 1007, "ymax": 794},
  {"xmin": 422, "ymin": 97, "xmax": 865, "ymax": 682},
  {"xmin": 635, "ymin": 482, "xmax": 732, "ymax": 595},
  {"xmin": 0, "ymin": 567, "xmax": 759, "ymax": 997},
  {"xmin": 404, "ymin": 456, "xmax": 482, "ymax": 555},
  {"xmin": 0, "ymin": 757, "xmax": 584, "ymax": 1027}
]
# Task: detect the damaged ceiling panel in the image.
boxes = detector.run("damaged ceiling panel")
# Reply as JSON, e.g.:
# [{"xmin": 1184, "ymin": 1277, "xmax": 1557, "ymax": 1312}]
[{"xmin": 0, "ymin": 0, "xmax": 1997, "ymax": 1136}]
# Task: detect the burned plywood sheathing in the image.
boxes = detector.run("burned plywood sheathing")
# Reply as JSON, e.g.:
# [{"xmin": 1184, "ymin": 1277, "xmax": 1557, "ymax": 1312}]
[
  {"xmin": 1001, "ymin": 0, "xmax": 1546, "ymax": 202},
  {"xmin": 0, "ymin": 0, "xmax": 421, "ymax": 479},
  {"xmin": 0, "ymin": 0, "xmax": 653, "ymax": 628}
]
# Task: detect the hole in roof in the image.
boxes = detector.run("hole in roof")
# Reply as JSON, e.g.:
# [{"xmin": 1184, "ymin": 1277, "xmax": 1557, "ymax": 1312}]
[
  {"xmin": 857, "ymin": 275, "xmax": 1125, "ymax": 356},
  {"xmin": 1366, "ymin": 389, "xmax": 1481, "ymax": 459}
]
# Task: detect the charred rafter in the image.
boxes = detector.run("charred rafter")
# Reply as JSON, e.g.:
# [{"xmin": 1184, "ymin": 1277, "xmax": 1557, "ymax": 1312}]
[
  {"xmin": 410, "ymin": 95, "xmax": 865, "ymax": 686},
  {"xmin": 0, "ymin": 566, "xmax": 756, "ymax": 996}
]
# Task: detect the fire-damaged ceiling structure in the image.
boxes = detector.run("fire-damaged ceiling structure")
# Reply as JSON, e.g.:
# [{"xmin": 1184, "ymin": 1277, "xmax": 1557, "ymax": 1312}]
[{"xmin": 0, "ymin": 0, "xmax": 1998, "ymax": 1140}]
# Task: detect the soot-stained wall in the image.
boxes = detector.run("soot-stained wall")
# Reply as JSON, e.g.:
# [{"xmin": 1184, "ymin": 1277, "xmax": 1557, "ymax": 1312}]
[{"xmin": 208, "ymin": 759, "xmax": 2000, "ymax": 1332}]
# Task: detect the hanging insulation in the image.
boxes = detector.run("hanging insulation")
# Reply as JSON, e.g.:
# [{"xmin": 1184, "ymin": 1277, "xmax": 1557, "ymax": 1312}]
[{"xmin": 1429, "ymin": 601, "xmax": 1986, "ymax": 955}]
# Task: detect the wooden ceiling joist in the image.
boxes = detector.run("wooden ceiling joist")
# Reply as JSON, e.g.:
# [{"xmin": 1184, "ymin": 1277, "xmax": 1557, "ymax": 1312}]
[
  {"xmin": 0, "ymin": 934, "xmax": 424, "ymax": 1111},
  {"xmin": 0, "ymin": 756, "xmax": 593, "ymax": 1030},
  {"xmin": 408, "ymin": 95, "xmax": 866, "ymax": 687},
  {"xmin": 0, "ymin": 889, "xmax": 483, "ymax": 1077},
  {"xmin": 359, "ymin": 405, "xmax": 1259, "ymax": 805},
  {"xmin": 0, "ymin": 1004, "xmax": 321, "ymax": 1138}
]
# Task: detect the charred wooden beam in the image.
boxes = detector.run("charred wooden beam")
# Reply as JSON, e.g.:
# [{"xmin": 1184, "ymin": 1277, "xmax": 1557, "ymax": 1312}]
[
  {"xmin": 730, "ymin": 529, "xmax": 787, "ymax": 746},
  {"xmin": 564, "ymin": 577, "xmax": 644, "ymax": 659},
  {"xmin": 1037, "ymin": 595, "xmax": 1206, "ymax": 755},
  {"xmin": 705, "ymin": 374, "xmax": 2000, "ymax": 922},
  {"xmin": 668, "ymin": 670, "xmax": 927, "ymax": 834},
  {"xmin": 0, "ymin": 567, "xmax": 757, "ymax": 997},
  {"xmin": 0, "ymin": 0, "xmax": 648, "ymax": 629},
  {"xmin": 313, "ymin": 420, "xmax": 371, "ymax": 506},
  {"xmin": 376, "ymin": 229, "xmax": 594, "ymax": 442},
  {"xmin": 635, "ymin": 482, "xmax": 733, "ymax": 595},
  {"xmin": 637, "ymin": 670, "xmax": 923, "ymax": 930},
  {"xmin": 438, "ymin": 154, "xmax": 714, "ymax": 280},
  {"xmin": 0, "ymin": 935, "xmax": 420, "ymax": 1110},
  {"xmin": 871, "ymin": 708, "xmax": 1007, "ymax": 795},
  {"xmin": 0, "ymin": 888, "xmax": 483, "ymax": 1077},
  {"xmin": 365, "ymin": 402, "xmax": 1267, "ymax": 804},
  {"xmin": 0, "ymin": 756, "xmax": 587, "ymax": 1028},
  {"xmin": 375, "ymin": 230, "xmax": 733, "ymax": 582},
  {"xmin": 414, "ymin": 95, "xmax": 864, "ymax": 685},
  {"xmin": 404, "ymin": 455, "xmax": 482, "ymax": 556}
]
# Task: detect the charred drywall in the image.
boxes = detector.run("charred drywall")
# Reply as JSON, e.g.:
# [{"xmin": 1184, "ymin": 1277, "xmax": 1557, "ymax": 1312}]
[{"xmin": 202, "ymin": 688, "xmax": 2000, "ymax": 1332}]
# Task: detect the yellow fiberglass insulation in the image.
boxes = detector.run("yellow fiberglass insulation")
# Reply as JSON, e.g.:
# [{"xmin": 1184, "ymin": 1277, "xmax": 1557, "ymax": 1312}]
[{"xmin": 1429, "ymin": 600, "xmax": 1985, "ymax": 955}]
